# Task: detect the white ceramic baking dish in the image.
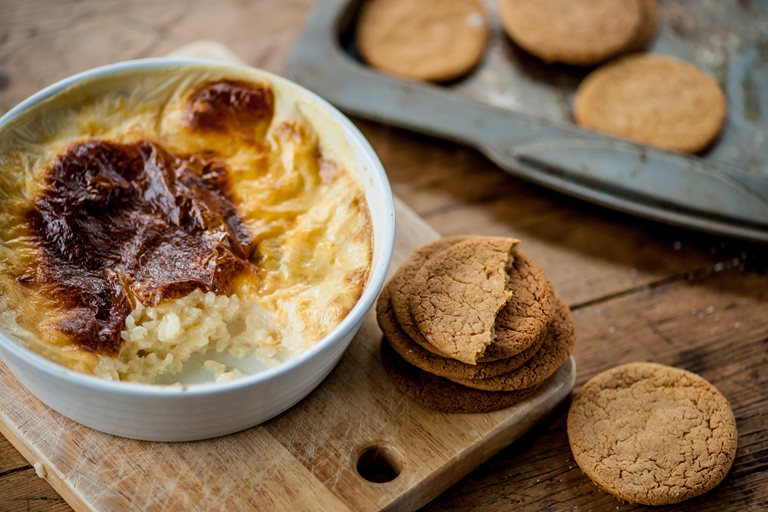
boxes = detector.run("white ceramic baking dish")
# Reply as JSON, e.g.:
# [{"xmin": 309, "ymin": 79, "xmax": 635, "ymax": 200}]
[{"xmin": 0, "ymin": 58, "xmax": 395, "ymax": 442}]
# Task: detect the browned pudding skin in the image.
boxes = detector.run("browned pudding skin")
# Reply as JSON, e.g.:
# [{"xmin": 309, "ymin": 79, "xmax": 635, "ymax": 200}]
[
  {"xmin": 183, "ymin": 80, "xmax": 274, "ymax": 139},
  {"xmin": 24, "ymin": 80, "xmax": 275, "ymax": 355}
]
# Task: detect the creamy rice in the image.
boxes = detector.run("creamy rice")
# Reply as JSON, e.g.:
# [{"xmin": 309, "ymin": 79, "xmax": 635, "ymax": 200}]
[
  {"xmin": 0, "ymin": 66, "xmax": 372, "ymax": 383},
  {"xmin": 92, "ymin": 290, "xmax": 280, "ymax": 383}
]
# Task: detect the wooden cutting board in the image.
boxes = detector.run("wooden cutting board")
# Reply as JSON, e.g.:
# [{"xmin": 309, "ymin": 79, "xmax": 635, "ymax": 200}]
[{"xmin": 0, "ymin": 43, "xmax": 575, "ymax": 512}]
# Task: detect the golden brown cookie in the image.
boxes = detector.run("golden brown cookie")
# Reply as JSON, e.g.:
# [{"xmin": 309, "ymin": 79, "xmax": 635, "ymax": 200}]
[
  {"xmin": 499, "ymin": 0, "xmax": 645, "ymax": 66},
  {"xmin": 389, "ymin": 236, "xmax": 471, "ymax": 359},
  {"xmin": 380, "ymin": 339, "xmax": 537, "ymax": 413},
  {"xmin": 573, "ymin": 53, "xmax": 727, "ymax": 153},
  {"xmin": 567, "ymin": 362, "xmax": 738, "ymax": 505},
  {"xmin": 356, "ymin": 0, "xmax": 489, "ymax": 82},
  {"xmin": 447, "ymin": 301, "xmax": 575, "ymax": 391},
  {"xmin": 408, "ymin": 237, "xmax": 519, "ymax": 364},
  {"xmin": 492, "ymin": 249, "xmax": 558, "ymax": 358},
  {"xmin": 377, "ymin": 287, "xmax": 543, "ymax": 380},
  {"xmin": 389, "ymin": 237, "xmax": 554, "ymax": 362}
]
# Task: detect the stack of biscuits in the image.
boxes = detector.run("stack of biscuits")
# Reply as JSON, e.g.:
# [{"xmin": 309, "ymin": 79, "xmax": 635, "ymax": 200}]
[{"xmin": 376, "ymin": 236, "xmax": 575, "ymax": 413}]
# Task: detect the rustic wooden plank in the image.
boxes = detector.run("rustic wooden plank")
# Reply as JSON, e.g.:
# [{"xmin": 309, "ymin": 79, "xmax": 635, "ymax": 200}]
[
  {"xmin": 0, "ymin": 467, "xmax": 71, "ymax": 512},
  {"xmin": 1, "ymin": 435, "xmax": 29, "ymax": 474},
  {"xmin": 425, "ymin": 264, "xmax": 768, "ymax": 511},
  {"xmin": 0, "ymin": 0, "xmax": 314, "ymax": 113},
  {"xmin": 0, "ymin": 404, "xmax": 353, "ymax": 512},
  {"xmin": 1, "ymin": 2, "xmax": 766, "ymax": 511},
  {"xmin": 0, "ymin": 197, "xmax": 574, "ymax": 512}
]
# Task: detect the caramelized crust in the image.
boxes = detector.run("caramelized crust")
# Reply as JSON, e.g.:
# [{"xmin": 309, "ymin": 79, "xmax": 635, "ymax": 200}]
[
  {"xmin": 183, "ymin": 80, "xmax": 274, "ymax": 141},
  {"xmin": 0, "ymin": 70, "xmax": 373, "ymax": 377},
  {"xmin": 26, "ymin": 139, "xmax": 254, "ymax": 354}
]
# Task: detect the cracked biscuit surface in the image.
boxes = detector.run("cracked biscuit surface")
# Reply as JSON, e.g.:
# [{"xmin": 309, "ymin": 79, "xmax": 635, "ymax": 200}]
[
  {"xmin": 492, "ymin": 250, "xmax": 558, "ymax": 358},
  {"xmin": 389, "ymin": 236, "xmax": 470, "ymax": 358},
  {"xmin": 447, "ymin": 301, "xmax": 575, "ymax": 391},
  {"xmin": 389, "ymin": 237, "xmax": 553, "ymax": 362},
  {"xmin": 377, "ymin": 287, "xmax": 543, "ymax": 380},
  {"xmin": 567, "ymin": 362, "xmax": 738, "ymax": 505},
  {"xmin": 408, "ymin": 237, "xmax": 519, "ymax": 364}
]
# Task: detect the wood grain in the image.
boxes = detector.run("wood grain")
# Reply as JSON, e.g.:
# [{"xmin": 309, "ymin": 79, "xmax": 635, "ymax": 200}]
[
  {"xmin": 0, "ymin": 196, "xmax": 574, "ymax": 512},
  {"xmin": 0, "ymin": 468, "xmax": 71, "ymax": 512},
  {"xmin": 364, "ymin": 122, "xmax": 745, "ymax": 307},
  {"xmin": 426, "ymin": 265, "xmax": 768, "ymax": 511},
  {"xmin": 1, "ymin": 1, "xmax": 767, "ymax": 511}
]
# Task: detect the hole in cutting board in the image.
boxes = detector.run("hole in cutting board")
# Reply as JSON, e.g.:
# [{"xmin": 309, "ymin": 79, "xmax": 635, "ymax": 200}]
[{"xmin": 356, "ymin": 444, "xmax": 402, "ymax": 483}]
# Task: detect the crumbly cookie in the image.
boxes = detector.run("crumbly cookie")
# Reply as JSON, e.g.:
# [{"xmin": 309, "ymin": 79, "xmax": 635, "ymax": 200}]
[
  {"xmin": 499, "ymin": 0, "xmax": 645, "ymax": 66},
  {"xmin": 356, "ymin": 0, "xmax": 489, "ymax": 82},
  {"xmin": 378, "ymin": 287, "xmax": 543, "ymax": 380},
  {"xmin": 389, "ymin": 236, "xmax": 471, "ymax": 358},
  {"xmin": 492, "ymin": 249, "xmax": 558, "ymax": 358},
  {"xmin": 380, "ymin": 339, "xmax": 537, "ymax": 413},
  {"xmin": 390, "ymin": 237, "xmax": 506, "ymax": 362},
  {"xmin": 447, "ymin": 301, "xmax": 575, "ymax": 391},
  {"xmin": 573, "ymin": 53, "xmax": 727, "ymax": 153},
  {"xmin": 567, "ymin": 362, "xmax": 738, "ymax": 505},
  {"xmin": 390, "ymin": 237, "xmax": 552, "ymax": 362},
  {"xmin": 408, "ymin": 237, "xmax": 519, "ymax": 364}
]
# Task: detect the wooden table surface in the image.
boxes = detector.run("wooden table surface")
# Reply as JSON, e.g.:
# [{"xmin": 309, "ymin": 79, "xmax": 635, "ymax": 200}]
[{"xmin": 0, "ymin": 1, "xmax": 766, "ymax": 511}]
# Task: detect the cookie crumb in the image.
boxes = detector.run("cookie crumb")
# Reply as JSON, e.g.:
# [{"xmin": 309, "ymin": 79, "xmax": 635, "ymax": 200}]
[{"xmin": 33, "ymin": 462, "xmax": 46, "ymax": 479}]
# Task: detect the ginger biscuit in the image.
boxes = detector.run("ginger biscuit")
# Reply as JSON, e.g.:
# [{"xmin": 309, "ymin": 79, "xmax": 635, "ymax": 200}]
[
  {"xmin": 447, "ymin": 301, "xmax": 575, "ymax": 391},
  {"xmin": 389, "ymin": 237, "xmax": 553, "ymax": 362},
  {"xmin": 567, "ymin": 362, "xmax": 738, "ymax": 505},
  {"xmin": 356, "ymin": 0, "xmax": 489, "ymax": 82},
  {"xmin": 499, "ymin": 0, "xmax": 645, "ymax": 66},
  {"xmin": 380, "ymin": 339, "xmax": 537, "ymax": 413},
  {"xmin": 492, "ymin": 249, "xmax": 558, "ymax": 358},
  {"xmin": 408, "ymin": 237, "xmax": 519, "ymax": 365},
  {"xmin": 390, "ymin": 237, "xmax": 510, "ymax": 362},
  {"xmin": 389, "ymin": 236, "xmax": 471, "ymax": 359},
  {"xmin": 378, "ymin": 287, "xmax": 543, "ymax": 380},
  {"xmin": 573, "ymin": 53, "xmax": 727, "ymax": 153}
]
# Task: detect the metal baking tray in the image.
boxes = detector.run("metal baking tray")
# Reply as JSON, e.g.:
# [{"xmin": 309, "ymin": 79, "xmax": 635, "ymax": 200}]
[{"xmin": 286, "ymin": 0, "xmax": 768, "ymax": 242}]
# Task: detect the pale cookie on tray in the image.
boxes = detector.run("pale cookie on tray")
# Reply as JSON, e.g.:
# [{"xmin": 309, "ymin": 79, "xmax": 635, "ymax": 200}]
[
  {"xmin": 573, "ymin": 53, "xmax": 727, "ymax": 153},
  {"xmin": 567, "ymin": 362, "xmax": 738, "ymax": 506},
  {"xmin": 499, "ymin": 0, "xmax": 645, "ymax": 66},
  {"xmin": 356, "ymin": 0, "xmax": 489, "ymax": 82},
  {"xmin": 378, "ymin": 287, "xmax": 544, "ymax": 381},
  {"xmin": 380, "ymin": 340, "xmax": 537, "ymax": 413},
  {"xmin": 408, "ymin": 237, "xmax": 519, "ymax": 365},
  {"xmin": 447, "ymin": 302, "xmax": 575, "ymax": 391}
]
